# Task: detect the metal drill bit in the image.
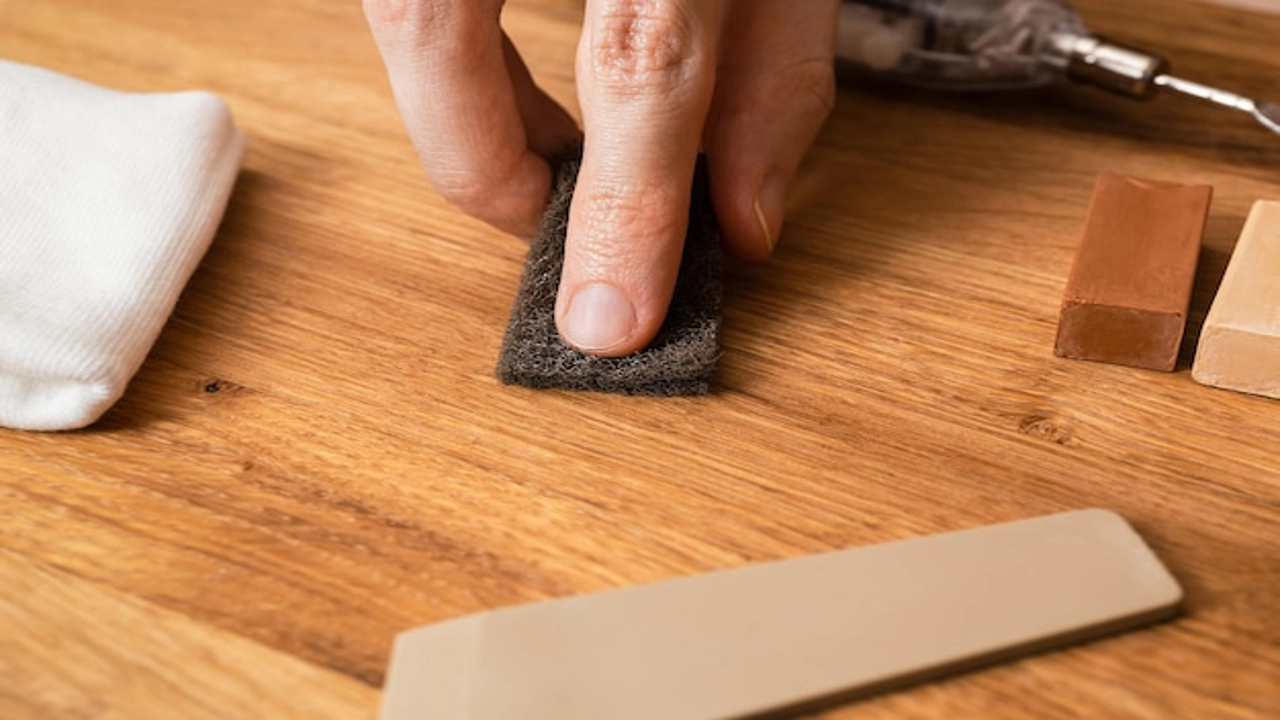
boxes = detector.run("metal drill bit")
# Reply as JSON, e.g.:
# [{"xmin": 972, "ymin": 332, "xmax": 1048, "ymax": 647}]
[
  {"xmin": 1154, "ymin": 75, "xmax": 1280, "ymax": 136},
  {"xmin": 1059, "ymin": 34, "xmax": 1280, "ymax": 137}
]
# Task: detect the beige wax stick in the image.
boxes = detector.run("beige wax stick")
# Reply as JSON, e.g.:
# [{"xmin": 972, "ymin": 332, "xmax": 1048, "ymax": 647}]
[
  {"xmin": 380, "ymin": 510, "xmax": 1182, "ymax": 720},
  {"xmin": 1193, "ymin": 201, "xmax": 1280, "ymax": 399}
]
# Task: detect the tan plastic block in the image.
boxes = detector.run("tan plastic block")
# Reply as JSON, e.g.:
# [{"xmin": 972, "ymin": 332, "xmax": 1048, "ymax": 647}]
[
  {"xmin": 1193, "ymin": 201, "xmax": 1280, "ymax": 399},
  {"xmin": 380, "ymin": 509, "xmax": 1182, "ymax": 720}
]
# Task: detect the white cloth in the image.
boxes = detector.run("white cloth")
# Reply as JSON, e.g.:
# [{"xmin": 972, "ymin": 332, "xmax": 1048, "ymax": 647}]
[{"xmin": 0, "ymin": 60, "xmax": 245, "ymax": 431}]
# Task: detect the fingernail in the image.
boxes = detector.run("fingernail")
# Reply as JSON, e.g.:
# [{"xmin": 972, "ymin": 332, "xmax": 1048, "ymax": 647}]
[
  {"xmin": 753, "ymin": 174, "xmax": 788, "ymax": 253},
  {"xmin": 561, "ymin": 282, "xmax": 636, "ymax": 353}
]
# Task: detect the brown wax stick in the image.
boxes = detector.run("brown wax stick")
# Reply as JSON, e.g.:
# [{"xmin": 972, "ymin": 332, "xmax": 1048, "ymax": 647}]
[
  {"xmin": 1193, "ymin": 201, "xmax": 1280, "ymax": 399},
  {"xmin": 380, "ymin": 510, "xmax": 1182, "ymax": 720},
  {"xmin": 1054, "ymin": 174, "xmax": 1212, "ymax": 371}
]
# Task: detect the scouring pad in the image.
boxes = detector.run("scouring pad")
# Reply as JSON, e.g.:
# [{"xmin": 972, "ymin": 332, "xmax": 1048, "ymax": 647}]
[{"xmin": 495, "ymin": 153, "xmax": 724, "ymax": 396}]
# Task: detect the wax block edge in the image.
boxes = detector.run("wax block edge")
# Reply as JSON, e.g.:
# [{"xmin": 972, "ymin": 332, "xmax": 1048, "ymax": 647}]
[
  {"xmin": 1192, "ymin": 325, "xmax": 1280, "ymax": 400},
  {"xmin": 1054, "ymin": 302, "xmax": 1184, "ymax": 371}
]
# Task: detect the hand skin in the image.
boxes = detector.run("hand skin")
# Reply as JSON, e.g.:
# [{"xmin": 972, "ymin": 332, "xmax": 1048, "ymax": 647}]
[{"xmin": 365, "ymin": 0, "xmax": 838, "ymax": 356}]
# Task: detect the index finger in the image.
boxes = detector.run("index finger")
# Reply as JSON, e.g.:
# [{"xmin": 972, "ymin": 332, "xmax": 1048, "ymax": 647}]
[{"xmin": 554, "ymin": 0, "xmax": 722, "ymax": 356}]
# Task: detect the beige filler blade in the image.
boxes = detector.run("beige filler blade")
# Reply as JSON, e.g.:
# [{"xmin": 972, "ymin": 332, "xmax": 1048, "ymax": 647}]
[{"xmin": 381, "ymin": 509, "xmax": 1183, "ymax": 720}]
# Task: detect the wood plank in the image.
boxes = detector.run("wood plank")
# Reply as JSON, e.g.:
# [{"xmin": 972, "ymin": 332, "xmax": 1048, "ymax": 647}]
[{"xmin": 0, "ymin": 0, "xmax": 1276, "ymax": 718}]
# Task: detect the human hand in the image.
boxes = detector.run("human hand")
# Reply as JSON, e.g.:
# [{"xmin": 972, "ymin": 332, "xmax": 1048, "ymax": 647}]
[{"xmin": 365, "ymin": 0, "xmax": 839, "ymax": 356}]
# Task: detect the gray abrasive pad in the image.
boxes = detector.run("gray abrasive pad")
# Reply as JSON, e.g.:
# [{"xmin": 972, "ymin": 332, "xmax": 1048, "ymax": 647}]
[{"xmin": 495, "ymin": 153, "xmax": 723, "ymax": 395}]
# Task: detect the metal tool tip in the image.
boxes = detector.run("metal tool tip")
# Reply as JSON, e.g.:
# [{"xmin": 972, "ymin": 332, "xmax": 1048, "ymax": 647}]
[
  {"xmin": 1254, "ymin": 102, "xmax": 1280, "ymax": 135},
  {"xmin": 1153, "ymin": 74, "xmax": 1280, "ymax": 137}
]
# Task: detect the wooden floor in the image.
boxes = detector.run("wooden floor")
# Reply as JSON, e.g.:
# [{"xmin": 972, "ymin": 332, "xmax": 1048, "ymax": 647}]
[{"xmin": 2, "ymin": 1, "xmax": 1277, "ymax": 718}]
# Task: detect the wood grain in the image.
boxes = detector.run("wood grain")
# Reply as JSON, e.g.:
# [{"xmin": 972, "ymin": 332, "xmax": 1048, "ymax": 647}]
[
  {"xmin": 1, "ymin": 1, "xmax": 1277, "ymax": 718},
  {"xmin": 0, "ymin": 550, "xmax": 377, "ymax": 720}
]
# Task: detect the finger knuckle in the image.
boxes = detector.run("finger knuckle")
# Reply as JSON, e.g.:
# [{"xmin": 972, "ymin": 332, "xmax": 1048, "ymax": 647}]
[
  {"xmin": 362, "ymin": 0, "xmax": 448, "ymax": 33},
  {"xmin": 575, "ymin": 179, "xmax": 685, "ymax": 261},
  {"xmin": 432, "ymin": 167, "xmax": 501, "ymax": 218},
  {"xmin": 784, "ymin": 58, "xmax": 837, "ymax": 118},
  {"xmin": 590, "ymin": 1, "xmax": 704, "ymax": 94}
]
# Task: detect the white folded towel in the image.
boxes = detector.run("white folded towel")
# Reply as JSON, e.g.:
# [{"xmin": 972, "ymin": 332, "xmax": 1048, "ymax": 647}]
[{"xmin": 0, "ymin": 60, "xmax": 245, "ymax": 431}]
